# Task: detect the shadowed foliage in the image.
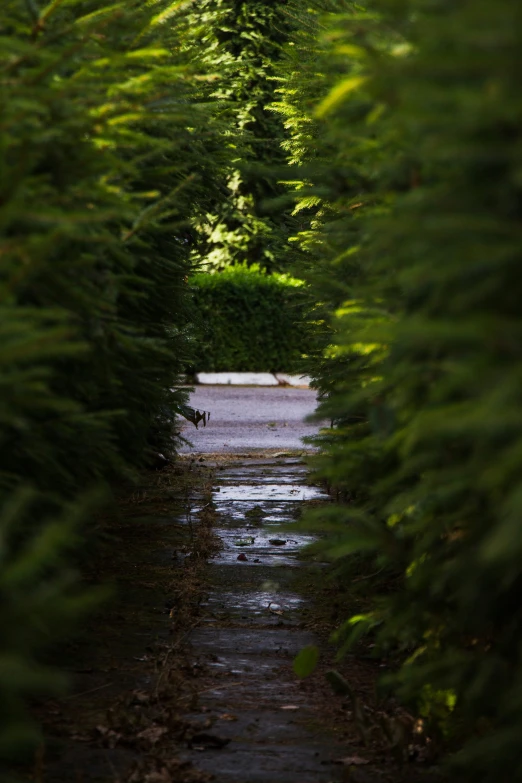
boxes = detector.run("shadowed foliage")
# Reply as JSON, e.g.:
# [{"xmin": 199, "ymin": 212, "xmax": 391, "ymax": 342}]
[
  {"xmin": 274, "ymin": 1, "xmax": 522, "ymax": 779},
  {"xmin": 0, "ymin": 0, "xmax": 218, "ymax": 759}
]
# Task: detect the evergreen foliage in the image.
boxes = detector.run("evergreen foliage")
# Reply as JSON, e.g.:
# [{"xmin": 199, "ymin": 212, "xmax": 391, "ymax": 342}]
[
  {"xmin": 2, "ymin": 0, "xmax": 522, "ymax": 775},
  {"xmin": 0, "ymin": 489, "xmax": 102, "ymax": 758},
  {"xmin": 0, "ymin": 0, "xmax": 216, "ymax": 757},
  {"xmin": 190, "ymin": 266, "xmax": 314, "ymax": 372},
  {"xmin": 270, "ymin": 0, "xmax": 377, "ymax": 397},
  {"xmin": 183, "ymin": 0, "xmax": 295, "ymax": 272},
  {"xmin": 278, "ymin": 0, "xmax": 522, "ymax": 778}
]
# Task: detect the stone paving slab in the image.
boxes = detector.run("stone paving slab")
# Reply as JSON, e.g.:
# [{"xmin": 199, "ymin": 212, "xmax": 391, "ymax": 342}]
[
  {"xmin": 183, "ymin": 742, "xmax": 341, "ymax": 783},
  {"xmin": 185, "ymin": 708, "xmax": 317, "ymax": 743},
  {"xmin": 202, "ymin": 590, "xmax": 303, "ymax": 615},
  {"xmin": 191, "ymin": 628, "xmax": 317, "ymax": 657}
]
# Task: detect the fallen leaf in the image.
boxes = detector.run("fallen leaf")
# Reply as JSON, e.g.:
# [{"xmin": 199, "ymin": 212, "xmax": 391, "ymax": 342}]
[
  {"xmin": 136, "ymin": 725, "xmax": 168, "ymax": 745},
  {"xmin": 131, "ymin": 690, "xmax": 151, "ymax": 704},
  {"xmin": 96, "ymin": 725, "xmax": 122, "ymax": 748},
  {"xmin": 129, "ymin": 768, "xmax": 172, "ymax": 783},
  {"xmin": 128, "ymin": 759, "xmax": 212, "ymax": 783},
  {"xmin": 218, "ymin": 713, "xmax": 238, "ymax": 721},
  {"xmin": 144, "ymin": 773, "xmax": 171, "ymax": 783},
  {"xmin": 269, "ymin": 539, "xmax": 287, "ymax": 546},
  {"xmin": 237, "ymin": 553, "xmax": 248, "ymax": 561},
  {"xmin": 336, "ymin": 756, "xmax": 370, "ymax": 766}
]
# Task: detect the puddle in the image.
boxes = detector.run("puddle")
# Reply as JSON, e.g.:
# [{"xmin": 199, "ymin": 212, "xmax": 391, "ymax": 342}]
[
  {"xmin": 212, "ymin": 499, "xmax": 301, "ymax": 523},
  {"xmin": 203, "ymin": 590, "xmax": 303, "ymax": 615},
  {"xmin": 214, "ymin": 484, "xmax": 326, "ymax": 502},
  {"xmin": 212, "ymin": 527, "xmax": 316, "ymax": 566}
]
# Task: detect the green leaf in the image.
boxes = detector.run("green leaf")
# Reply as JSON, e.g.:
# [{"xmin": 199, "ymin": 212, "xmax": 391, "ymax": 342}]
[
  {"xmin": 315, "ymin": 76, "xmax": 368, "ymax": 118},
  {"xmin": 293, "ymin": 645, "xmax": 319, "ymax": 679},
  {"xmin": 325, "ymin": 670, "xmax": 353, "ymax": 697}
]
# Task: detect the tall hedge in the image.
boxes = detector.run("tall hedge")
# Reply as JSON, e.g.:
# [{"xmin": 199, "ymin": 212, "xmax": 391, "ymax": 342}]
[
  {"xmin": 183, "ymin": 0, "xmax": 296, "ymax": 273},
  {"xmin": 0, "ymin": 0, "xmax": 215, "ymax": 759},
  {"xmin": 279, "ymin": 0, "xmax": 522, "ymax": 779},
  {"xmin": 271, "ymin": 0, "xmax": 381, "ymax": 397}
]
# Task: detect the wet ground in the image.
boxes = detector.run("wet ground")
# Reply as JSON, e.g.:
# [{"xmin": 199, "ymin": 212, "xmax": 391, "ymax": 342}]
[
  {"xmin": 179, "ymin": 454, "xmax": 346, "ymax": 782},
  {"xmin": 178, "ymin": 385, "xmax": 346, "ymax": 779},
  {"xmin": 180, "ymin": 386, "xmax": 324, "ymax": 453}
]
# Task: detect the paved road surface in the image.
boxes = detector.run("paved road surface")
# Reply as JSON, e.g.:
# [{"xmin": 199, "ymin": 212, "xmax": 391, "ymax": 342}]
[{"xmin": 180, "ymin": 385, "xmax": 324, "ymax": 453}]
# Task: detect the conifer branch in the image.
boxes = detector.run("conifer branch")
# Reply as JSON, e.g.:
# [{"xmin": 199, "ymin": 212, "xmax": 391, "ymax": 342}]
[{"xmin": 24, "ymin": 0, "xmax": 40, "ymax": 23}]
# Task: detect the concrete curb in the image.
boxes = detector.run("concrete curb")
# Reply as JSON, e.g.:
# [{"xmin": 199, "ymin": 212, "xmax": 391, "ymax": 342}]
[{"xmin": 195, "ymin": 372, "xmax": 311, "ymax": 388}]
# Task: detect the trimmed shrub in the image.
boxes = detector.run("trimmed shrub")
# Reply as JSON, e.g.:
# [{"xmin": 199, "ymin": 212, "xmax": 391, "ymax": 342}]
[{"xmin": 190, "ymin": 266, "xmax": 315, "ymax": 372}]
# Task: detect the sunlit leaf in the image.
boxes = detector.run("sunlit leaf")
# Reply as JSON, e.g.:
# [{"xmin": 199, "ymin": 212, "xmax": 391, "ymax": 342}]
[{"xmin": 315, "ymin": 76, "xmax": 368, "ymax": 117}]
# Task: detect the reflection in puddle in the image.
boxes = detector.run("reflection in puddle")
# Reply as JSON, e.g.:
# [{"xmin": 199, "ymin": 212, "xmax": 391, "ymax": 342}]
[
  {"xmin": 211, "ymin": 527, "xmax": 316, "ymax": 567},
  {"xmin": 212, "ymin": 499, "xmax": 299, "ymax": 523},
  {"xmin": 215, "ymin": 484, "xmax": 326, "ymax": 502},
  {"xmin": 209, "ymin": 475, "xmax": 325, "ymax": 567},
  {"xmin": 204, "ymin": 590, "xmax": 303, "ymax": 615}
]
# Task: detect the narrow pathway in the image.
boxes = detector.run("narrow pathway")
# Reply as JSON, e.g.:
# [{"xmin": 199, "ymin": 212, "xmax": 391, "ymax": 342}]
[
  {"xmin": 26, "ymin": 387, "xmax": 396, "ymax": 783},
  {"xmin": 180, "ymin": 453, "xmax": 345, "ymax": 783}
]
